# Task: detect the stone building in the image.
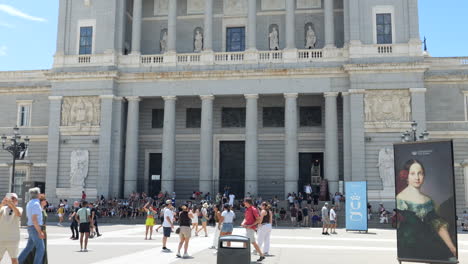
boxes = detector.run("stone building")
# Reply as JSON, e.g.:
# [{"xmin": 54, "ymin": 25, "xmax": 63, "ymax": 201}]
[{"xmin": 0, "ymin": 0, "xmax": 467, "ymax": 211}]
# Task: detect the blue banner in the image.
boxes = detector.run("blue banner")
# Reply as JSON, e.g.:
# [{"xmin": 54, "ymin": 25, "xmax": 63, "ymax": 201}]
[{"xmin": 345, "ymin": 181, "xmax": 368, "ymax": 231}]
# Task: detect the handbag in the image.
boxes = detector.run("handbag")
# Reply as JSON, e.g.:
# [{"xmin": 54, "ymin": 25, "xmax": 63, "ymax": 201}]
[{"xmin": 175, "ymin": 227, "xmax": 180, "ymax": 234}]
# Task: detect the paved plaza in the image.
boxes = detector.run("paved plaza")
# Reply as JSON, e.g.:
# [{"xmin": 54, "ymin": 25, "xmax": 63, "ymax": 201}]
[{"xmin": 1, "ymin": 224, "xmax": 468, "ymax": 264}]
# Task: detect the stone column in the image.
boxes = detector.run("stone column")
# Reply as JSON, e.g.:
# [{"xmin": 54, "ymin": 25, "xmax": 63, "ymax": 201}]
[
  {"xmin": 324, "ymin": 92, "xmax": 339, "ymax": 194},
  {"xmin": 349, "ymin": 90, "xmax": 365, "ymax": 181},
  {"xmin": 111, "ymin": 97, "xmax": 125, "ymax": 198},
  {"xmin": 247, "ymin": 0, "xmax": 257, "ymax": 51},
  {"xmin": 199, "ymin": 95, "xmax": 214, "ymax": 194},
  {"xmin": 115, "ymin": 0, "xmax": 127, "ymax": 54},
  {"xmin": 284, "ymin": 93, "xmax": 299, "ymax": 195},
  {"xmin": 343, "ymin": 0, "xmax": 350, "ymax": 44},
  {"xmin": 203, "ymin": 0, "xmax": 213, "ymax": 51},
  {"xmin": 324, "ymin": 0, "xmax": 335, "ymax": 48},
  {"xmin": 462, "ymin": 160, "xmax": 468, "ymax": 208},
  {"xmin": 410, "ymin": 88, "xmax": 427, "ymax": 132},
  {"xmin": 408, "ymin": 0, "xmax": 420, "ymax": 41},
  {"xmin": 167, "ymin": 0, "xmax": 177, "ymax": 52},
  {"xmin": 45, "ymin": 96, "xmax": 62, "ymax": 199},
  {"xmin": 342, "ymin": 92, "xmax": 352, "ymax": 182},
  {"xmin": 245, "ymin": 94, "xmax": 259, "ymax": 196},
  {"xmin": 124, "ymin": 97, "xmax": 140, "ymax": 196},
  {"xmin": 161, "ymin": 96, "xmax": 177, "ymax": 193},
  {"xmin": 285, "ymin": 0, "xmax": 296, "ymax": 49},
  {"xmin": 348, "ymin": 0, "xmax": 361, "ymax": 44},
  {"xmin": 98, "ymin": 95, "xmax": 114, "ymax": 197},
  {"xmin": 131, "ymin": 0, "xmax": 142, "ymax": 54},
  {"xmin": 56, "ymin": 1, "xmax": 68, "ymax": 55}
]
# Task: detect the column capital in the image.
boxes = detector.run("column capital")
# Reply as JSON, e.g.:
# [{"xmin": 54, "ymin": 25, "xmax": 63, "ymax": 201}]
[
  {"xmin": 113, "ymin": 96, "xmax": 124, "ymax": 101},
  {"xmin": 341, "ymin": 92, "xmax": 350, "ymax": 96},
  {"xmin": 126, "ymin": 96, "xmax": 141, "ymax": 102},
  {"xmin": 200, "ymin": 95, "xmax": 215, "ymax": 100},
  {"xmin": 284, "ymin": 93, "xmax": 299, "ymax": 99},
  {"xmin": 244, "ymin": 94, "xmax": 259, "ymax": 99},
  {"xmin": 349, "ymin": 89, "xmax": 366, "ymax": 94},
  {"xmin": 162, "ymin": 95, "xmax": 177, "ymax": 101},
  {"xmin": 409, "ymin": 88, "xmax": 427, "ymax": 93},
  {"xmin": 48, "ymin": 96, "xmax": 63, "ymax": 101},
  {"xmin": 324, "ymin": 92, "xmax": 339, "ymax": 97}
]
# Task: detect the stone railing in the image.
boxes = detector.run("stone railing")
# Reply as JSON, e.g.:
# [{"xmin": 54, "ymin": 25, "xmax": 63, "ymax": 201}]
[
  {"xmin": 177, "ymin": 53, "xmax": 201, "ymax": 64},
  {"xmin": 53, "ymin": 54, "xmax": 116, "ymax": 68},
  {"xmin": 214, "ymin": 52, "xmax": 245, "ymax": 64},
  {"xmin": 258, "ymin": 51, "xmax": 283, "ymax": 63},
  {"xmin": 141, "ymin": 55, "xmax": 164, "ymax": 64},
  {"xmin": 377, "ymin": 45, "xmax": 393, "ymax": 54},
  {"xmin": 297, "ymin": 49, "xmax": 324, "ymax": 61},
  {"xmin": 426, "ymin": 57, "xmax": 468, "ymax": 66}
]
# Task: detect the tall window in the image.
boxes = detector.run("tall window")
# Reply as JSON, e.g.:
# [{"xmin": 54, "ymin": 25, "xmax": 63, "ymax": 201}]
[
  {"xmin": 226, "ymin": 27, "xmax": 245, "ymax": 52},
  {"xmin": 17, "ymin": 101, "xmax": 32, "ymax": 127},
  {"xmin": 186, "ymin": 108, "xmax": 201, "ymax": 128},
  {"xmin": 376, "ymin": 13, "xmax": 392, "ymax": 44},
  {"xmin": 79, "ymin": 26, "xmax": 93, "ymax": 55},
  {"xmin": 152, "ymin": 109, "xmax": 164, "ymax": 128},
  {"xmin": 263, "ymin": 107, "xmax": 284, "ymax": 127},
  {"xmin": 300, "ymin": 107, "xmax": 322, "ymax": 127},
  {"xmin": 222, "ymin": 108, "xmax": 246, "ymax": 127}
]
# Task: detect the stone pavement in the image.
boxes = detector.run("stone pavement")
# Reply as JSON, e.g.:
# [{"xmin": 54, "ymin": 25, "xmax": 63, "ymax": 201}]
[{"xmin": 1, "ymin": 224, "xmax": 467, "ymax": 264}]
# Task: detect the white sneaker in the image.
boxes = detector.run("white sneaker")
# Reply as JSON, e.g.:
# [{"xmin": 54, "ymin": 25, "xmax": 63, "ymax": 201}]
[
  {"xmin": 83, "ymin": 249, "xmax": 88, "ymax": 252},
  {"xmin": 183, "ymin": 253, "xmax": 190, "ymax": 259},
  {"xmin": 176, "ymin": 253, "xmax": 181, "ymax": 258}
]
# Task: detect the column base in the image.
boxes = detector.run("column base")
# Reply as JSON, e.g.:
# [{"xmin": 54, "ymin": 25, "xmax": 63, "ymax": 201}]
[{"xmin": 245, "ymin": 180, "xmax": 258, "ymax": 197}]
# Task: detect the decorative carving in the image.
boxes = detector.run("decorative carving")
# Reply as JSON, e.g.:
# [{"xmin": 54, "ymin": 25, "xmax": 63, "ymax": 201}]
[
  {"xmin": 305, "ymin": 25, "xmax": 317, "ymax": 49},
  {"xmin": 187, "ymin": 0, "xmax": 204, "ymax": 14},
  {"xmin": 223, "ymin": 0, "xmax": 247, "ymax": 15},
  {"xmin": 364, "ymin": 90, "xmax": 411, "ymax": 122},
  {"xmin": 269, "ymin": 27, "xmax": 279, "ymax": 50},
  {"xmin": 194, "ymin": 29, "xmax": 203, "ymax": 52},
  {"xmin": 70, "ymin": 150, "xmax": 89, "ymax": 190},
  {"xmin": 154, "ymin": 0, "xmax": 169, "ymax": 15},
  {"xmin": 297, "ymin": 0, "xmax": 321, "ymax": 9},
  {"xmin": 261, "ymin": 0, "xmax": 284, "ymax": 10},
  {"xmin": 61, "ymin": 96, "xmax": 100, "ymax": 127},
  {"xmin": 160, "ymin": 30, "xmax": 168, "ymax": 53},
  {"xmin": 377, "ymin": 148, "xmax": 395, "ymax": 188}
]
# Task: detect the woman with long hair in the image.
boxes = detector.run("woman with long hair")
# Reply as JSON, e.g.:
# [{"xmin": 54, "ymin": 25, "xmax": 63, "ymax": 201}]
[
  {"xmin": 220, "ymin": 204, "xmax": 235, "ymax": 237},
  {"xmin": 191, "ymin": 206, "xmax": 199, "ymax": 234},
  {"xmin": 210, "ymin": 204, "xmax": 222, "ymax": 249},
  {"xmin": 196, "ymin": 203, "xmax": 209, "ymax": 237},
  {"xmin": 176, "ymin": 205, "xmax": 193, "ymax": 258},
  {"xmin": 396, "ymin": 159, "xmax": 457, "ymax": 262},
  {"xmin": 257, "ymin": 202, "xmax": 273, "ymax": 256},
  {"xmin": 143, "ymin": 202, "xmax": 157, "ymax": 240}
]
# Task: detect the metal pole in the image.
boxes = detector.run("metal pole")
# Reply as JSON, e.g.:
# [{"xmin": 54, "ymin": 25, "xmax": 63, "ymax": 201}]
[{"xmin": 11, "ymin": 150, "xmax": 16, "ymax": 193}]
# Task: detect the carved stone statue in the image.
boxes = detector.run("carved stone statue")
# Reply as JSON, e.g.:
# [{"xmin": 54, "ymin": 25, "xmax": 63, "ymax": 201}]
[
  {"xmin": 364, "ymin": 90, "xmax": 411, "ymax": 122},
  {"xmin": 377, "ymin": 147, "xmax": 395, "ymax": 188},
  {"xmin": 269, "ymin": 27, "xmax": 279, "ymax": 50},
  {"xmin": 61, "ymin": 96, "xmax": 101, "ymax": 127},
  {"xmin": 70, "ymin": 150, "xmax": 89, "ymax": 190},
  {"xmin": 305, "ymin": 25, "xmax": 317, "ymax": 49},
  {"xmin": 160, "ymin": 31, "xmax": 168, "ymax": 53},
  {"xmin": 194, "ymin": 30, "xmax": 203, "ymax": 52}
]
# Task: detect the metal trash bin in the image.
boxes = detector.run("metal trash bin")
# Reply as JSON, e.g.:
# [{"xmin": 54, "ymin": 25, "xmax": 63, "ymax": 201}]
[{"xmin": 217, "ymin": 235, "xmax": 251, "ymax": 264}]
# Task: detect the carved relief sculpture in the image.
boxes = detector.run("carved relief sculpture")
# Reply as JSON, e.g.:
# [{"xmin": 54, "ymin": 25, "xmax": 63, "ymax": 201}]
[
  {"xmin": 305, "ymin": 25, "xmax": 317, "ymax": 49},
  {"xmin": 223, "ymin": 0, "xmax": 247, "ymax": 15},
  {"xmin": 160, "ymin": 31, "xmax": 168, "ymax": 53},
  {"xmin": 70, "ymin": 149, "xmax": 89, "ymax": 190},
  {"xmin": 364, "ymin": 90, "xmax": 411, "ymax": 122},
  {"xmin": 194, "ymin": 30, "xmax": 203, "ymax": 52},
  {"xmin": 61, "ymin": 96, "xmax": 101, "ymax": 127},
  {"xmin": 269, "ymin": 27, "xmax": 279, "ymax": 50},
  {"xmin": 377, "ymin": 147, "xmax": 395, "ymax": 188}
]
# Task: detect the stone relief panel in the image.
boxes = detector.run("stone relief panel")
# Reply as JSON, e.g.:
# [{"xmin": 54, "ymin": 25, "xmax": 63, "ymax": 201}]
[
  {"xmin": 224, "ymin": 0, "xmax": 247, "ymax": 15},
  {"xmin": 364, "ymin": 90, "xmax": 411, "ymax": 123},
  {"xmin": 154, "ymin": 0, "xmax": 169, "ymax": 16},
  {"xmin": 261, "ymin": 0, "xmax": 285, "ymax": 10},
  {"xmin": 297, "ymin": 0, "xmax": 321, "ymax": 9},
  {"xmin": 70, "ymin": 149, "xmax": 89, "ymax": 190},
  {"xmin": 61, "ymin": 96, "xmax": 101, "ymax": 127},
  {"xmin": 188, "ymin": 0, "xmax": 205, "ymax": 14}
]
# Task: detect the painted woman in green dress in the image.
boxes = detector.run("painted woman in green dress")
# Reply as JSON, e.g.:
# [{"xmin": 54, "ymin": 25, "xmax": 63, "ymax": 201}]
[{"xmin": 396, "ymin": 159, "xmax": 457, "ymax": 262}]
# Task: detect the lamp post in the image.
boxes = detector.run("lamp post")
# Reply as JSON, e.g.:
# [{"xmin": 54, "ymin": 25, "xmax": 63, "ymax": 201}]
[
  {"xmin": 1, "ymin": 126, "xmax": 30, "ymax": 193},
  {"xmin": 401, "ymin": 121, "xmax": 430, "ymax": 142}
]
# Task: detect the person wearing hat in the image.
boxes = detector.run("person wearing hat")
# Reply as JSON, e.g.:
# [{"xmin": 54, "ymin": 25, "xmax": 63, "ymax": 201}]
[
  {"xmin": 162, "ymin": 200, "xmax": 175, "ymax": 252},
  {"xmin": 0, "ymin": 193, "xmax": 23, "ymax": 264},
  {"xmin": 196, "ymin": 203, "xmax": 209, "ymax": 237},
  {"xmin": 321, "ymin": 202, "xmax": 330, "ymax": 235}
]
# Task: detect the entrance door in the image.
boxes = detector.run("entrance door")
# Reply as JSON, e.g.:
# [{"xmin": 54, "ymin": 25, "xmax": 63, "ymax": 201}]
[
  {"xmin": 226, "ymin": 27, "xmax": 245, "ymax": 52},
  {"xmin": 299, "ymin": 153, "xmax": 324, "ymax": 193},
  {"xmin": 219, "ymin": 141, "xmax": 245, "ymax": 198},
  {"xmin": 149, "ymin": 153, "xmax": 162, "ymax": 197}
]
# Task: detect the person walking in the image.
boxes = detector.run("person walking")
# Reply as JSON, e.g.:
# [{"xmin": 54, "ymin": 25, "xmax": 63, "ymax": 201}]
[
  {"xmin": 321, "ymin": 202, "xmax": 330, "ymax": 235},
  {"xmin": 75, "ymin": 200, "xmax": 92, "ymax": 252},
  {"xmin": 176, "ymin": 205, "xmax": 193, "ymax": 258},
  {"xmin": 196, "ymin": 203, "xmax": 209, "ymax": 237},
  {"xmin": 330, "ymin": 205, "xmax": 337, "ymax": 234},
  {"xmin": 0, "ymin": 193, "xmax": 22, "ymax": 264},
  {"xmin": 18, "ymin": 188, "xmax": 45, "ymax": 264},
  {"xmin": 143, "ymin": 202, "xmax": 157, "ymax": 240},
  {"xmin": 24, "ymin": 194, "xmax": 49, "ymax": 264},
  {"xmin": 228, "ymin": 193, "xmax": 235, "ymax": 207},
  {"xmin": 190, "ymin": 206, "xmax": 199, "ymax": 233},
  {"xmin": 68, "ymin": 201, "xmax": 80, "ymax": 240},
  {"xmin": 210, "ymin": 205, "xmax": 222, "ymax": 249},
  {"xmin": 57, "ymin": 204, "xmax": 65, "ymax": 226},
  {"xmin": 257, "ymin": 202, "xmax": 273, "ymax": 257},
  {"xmin": 162, "ymin": 200, "xmax": 175, "ymax": 252},
  {"xmin": 89, "ymin": 203, "xmax": 102, "ymax": 238},
  {"xmin": 241, "ymin": 198, "xmax": 265, "ymax": 262}
]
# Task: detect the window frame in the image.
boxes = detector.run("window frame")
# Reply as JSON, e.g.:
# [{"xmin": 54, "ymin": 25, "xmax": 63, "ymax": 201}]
[
  {"xmin": 151, "ymin": 109, "xmax": 165, "ymax": 129},
  {"xmin": 262, "ymin": 107, "xmax": 285, "ymax": 128},
  {"xmin": 16, "ymin": 100, "xmax": 33, "ymax": 127},
  {"xmin": 186, "ymin": 108, "xmax": 202, "ymax": 128},
  {"xmin": 372, "ymin": 6, "xmax": 395, "ymax": 45},
  {"xmin": 299, "ymin": 106, "xmax": 322, "ymax": 127},
  {"xmin": 221, "ymin": 107, "xmax": 246, "ymax": 128},
  {"xmin": 76, "ymin": 19, "xmax": 96, "ymax": 55}
]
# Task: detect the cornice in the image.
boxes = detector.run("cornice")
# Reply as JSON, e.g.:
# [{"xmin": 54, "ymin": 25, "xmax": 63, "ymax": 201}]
[
  {"xmin": 0, "ymin": 70, "xmax": 50, "ymax": 83},
  {"xmin": 424, "ymin": 74, "xmax": 468, "ymax": 83},
  {"xmin": 0, "ymin": 86, "xmax": 50, "ymax": 94},
  {"xmin": 45, "ymin": 71, "xmax": 120, "ymax": 82},
  {"xmin": 343, "ymin": 62, "xmax": 430, "ymax": 74}
]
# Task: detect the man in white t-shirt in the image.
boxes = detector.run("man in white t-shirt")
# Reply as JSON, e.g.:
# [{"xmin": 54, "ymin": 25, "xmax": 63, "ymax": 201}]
[
  {"xmin": 0, "ymin": 193, "xmax": 23, "ymax": 264},
  {"xmin": 162, "ymin": 200, "xmax": 174, "ymax": 252},
  {"xmin": 228, "ymin": 193, "xmax": 235, "ymax": 207},
  {"xmin": 329, "ymin": 205, "xmax": 337, "ymax": 234}
]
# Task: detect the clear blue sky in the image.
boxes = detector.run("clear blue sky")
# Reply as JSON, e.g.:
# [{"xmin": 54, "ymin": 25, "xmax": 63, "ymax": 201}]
[{"xmin": 0, "ymin": 0, "xmax": 467, "ymax": 71}]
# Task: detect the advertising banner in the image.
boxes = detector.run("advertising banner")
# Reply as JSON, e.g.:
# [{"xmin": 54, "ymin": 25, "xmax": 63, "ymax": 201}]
[
  {"xmin": 345, "ymin": 181, "xmax": 368, "ymax": 231},
  {"xmin": 394, "ymin": 140, "xmax": 458, "ymax": 263}
]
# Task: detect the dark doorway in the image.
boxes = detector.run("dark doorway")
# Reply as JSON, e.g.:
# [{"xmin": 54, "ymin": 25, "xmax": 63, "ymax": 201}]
[
  {"xmin": 149, "ymin": 153, "xmax": 162, "ymax": 197},
  {"xmin": 299, "ymin": 153, "xmax": 324, "ymax": 193},
  {"xmin": 219, "ymin": 141, "xmax": 245, "ymax": 198},
  {"xmin": 226, "ymin": 27, "xmax": 245, "ymax": 52}
]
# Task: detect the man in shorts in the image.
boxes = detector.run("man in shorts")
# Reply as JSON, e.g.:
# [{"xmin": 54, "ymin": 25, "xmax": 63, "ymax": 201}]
[
  {"xmin": 242, "ymin": 198, "xmax": 265, "ymax": 262},
  {"xmin": 321, "ymin": 202, "xmax": 330, "ymax": 235},
  {"xmin": 0, "ymin": 193, "xmax": 23, "ymax": 264},
  {"xmin": 75, "ymin": 200, "xmax": 91, "ymax": 252},
  {"xmin": 162, "ymin": 200, "xmax": 174, "ymax": 252}
]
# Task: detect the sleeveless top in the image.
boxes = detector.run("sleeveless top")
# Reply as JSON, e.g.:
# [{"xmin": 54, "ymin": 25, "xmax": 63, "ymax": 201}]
[
  {"xmin": 147, "ymin": 210, "xmax": 156, "ymax": 217},
  {"xmin": 179, "ymin": 211, "xmax": 191, "ymax": 227},
  {"xmin": 262, "ymin": 210, "xmax": 270, "ymax": 224}
]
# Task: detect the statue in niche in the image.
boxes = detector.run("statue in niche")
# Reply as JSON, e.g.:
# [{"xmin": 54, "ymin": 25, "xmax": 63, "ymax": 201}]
[
  {"xmin": 305, "ymin": 25, "xmax": 317, "ymax": 49},
  {"xmin": 269, "ymin": 27, "xmax": 279, "ymax": 50},
  {"xmin": 194, "ymin": 30, "xmax": 203, "ymax": 52},
  {"xmin": 160, "ymin": 31, "xmax": 168, "ymax": 53},
  {"xmin": 377, "ymin": 148, "xmax": 395, "ymax": 188},
  {"xmin": 70, "ymin": 149, "xmax": 89, "ymax": 190}
]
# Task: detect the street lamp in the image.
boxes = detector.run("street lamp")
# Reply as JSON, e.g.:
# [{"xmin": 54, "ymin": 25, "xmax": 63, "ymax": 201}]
[
  {"xmin": 1, "ymin": 126, "xmax": 30, "ymax": 193},
  {"xmin": 401, "ymin": 121, "xmax": 429, "ymax": 143}
]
